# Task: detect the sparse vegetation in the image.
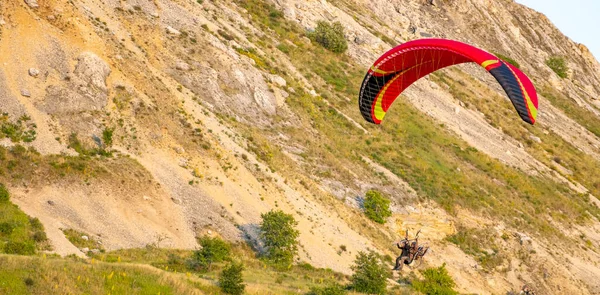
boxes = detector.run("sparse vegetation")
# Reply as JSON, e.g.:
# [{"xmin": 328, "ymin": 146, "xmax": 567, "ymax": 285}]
[
  {"xmin": 350, "ymin": 250, "xmax": 388, "ymax": 294},
  {"xmin": 546, "ymin": 56, "xmax": 569, "ymax": 78},
  {"xmin": 0, "ymin": 184, "xmax": 48, "ymax": 255},
  {"xmin": 310, "ymin": 21, "xmax": 348, "ymax": 53},
  {"xmin": 62, "ymin": 229, "xmax": 104, "ymax": 253},
  {"xmin": 0, "ymin": 114, "xmax": 37, "ymax": 143},
  {"xmin": 363, "ymin": 190, "xmax": 392, "ymax": 224},
  {"xmin": 259, "ymin": 210, "xmax": 300, "ymax": 268},
  {"xmin": 493, "ymin": 52, "xmax": 521, "ymax": 69},
  {"xmin": 446, "ymin": 227, "xmax": 504, "ymax": 271},
  {"xmin": 218, "ymin": 261, "xmax": 246, "ymax": 295}
]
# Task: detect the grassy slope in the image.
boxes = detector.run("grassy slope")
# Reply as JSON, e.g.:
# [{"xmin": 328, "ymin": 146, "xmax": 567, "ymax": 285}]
[
  {"xmin": 234, "ymin": 0, "xmax": 600, "ymax": 237},
  {"xmin": 1, "ymin": 245, "xmax": 393, "ymax": 295},
  {"xmin": 228, "ymin": 0, "xmax": 600, "ymax": 275}
]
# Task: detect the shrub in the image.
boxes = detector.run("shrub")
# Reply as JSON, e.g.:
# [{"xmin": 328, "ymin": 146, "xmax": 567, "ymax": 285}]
[
  {"xmin": 259, "ymin": 210, "xmax": 300, "ymax": 268},
  {"xmin": 412, "ymin": 263, "xmax": 458, "ymax": 295},
  {"xmin": 0, "ymin": 222, "xmax": 15, "ymax": 235},
  {"xmin": 0, "ymin": 183, "xmax": 9, "ymax": 202},
  {"xmin": 546, "ymin": 56, "xmax": 568, "ymax": 78},
  {"xmin": 308, "ymin": 283, "xmax": 347, "ymax": 295},
  {"xmin": 102, "ymin": 127, "xmax": 114, "ymax": 147},
  {"xmin": 187, "ymin": 236, "xmax": 231, "ymax": 271},
  {"xmin": 219, "ymin": 262, "xmax": 245, "ymax": 295},
  {"xmin": 32, "ymin": 231, "xmax": 47, "ymax": 243},
  {"xmin": 311, "ymin": 21, "xmax": 348, "ymax": 53},
  {"xmin": 363, "ymin": 190, "xmax": 392, "ymax": 224},
  {"xmin": 351, "ymin": 250, "xmax": 388, "ymax": 294},
  {"xmin": 4, "ymin": 241, "xmax": 36, "ymax": 255}
]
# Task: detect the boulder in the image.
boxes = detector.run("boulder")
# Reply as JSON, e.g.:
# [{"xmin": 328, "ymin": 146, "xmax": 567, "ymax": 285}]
[
  {"xmin": 268, "ymin": 74, "xmax": 286, "ymax": 87},
  {"xmin": 29, "ymin": 68, "xmax": 40, "ymax": 77},
  {"xmin": 529, "ymin": 135, "xmax": 542, "ymax": 143},
  {"xmin": 74, "ymin": 52, "xmax": 111, "ymax": 93},
  {"xmin": 21, "ymin": 89, "xmax": 31, "ymax": 97}
]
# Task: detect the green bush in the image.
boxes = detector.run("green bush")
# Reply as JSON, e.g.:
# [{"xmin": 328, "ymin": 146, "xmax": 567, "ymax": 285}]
[
  {"xmin": 3, "ymin": 241, "xmax": 36, "ymax": 255},
  {"xmin": 351, "ymin": 250, "xmax": 388, "ymax": 294},
  {"xmin": 363, "ymin": 190, "xmax": 392, "ymax": 224},
  {"xmin": 219, "ymin": 262, "xmax": 245, "ymax": 295},
  {"xmin": 102, "ymin": 127, "xmax": 114, "ymax": 147},
  {"xmin": 0, "ymin": 183, "xmax": 9, "ymax": 202},
  {"xmin": 546, "ymin": 56, "xmax": 568, "ymax": 78},
  {"xmin": 187, "ymin": 236, "xmax": 231, "ymax": 271},
  {"xmin": 412, "ymin": 264, "xmax": 458, "ymax": 295},
  {"xmin": 308, "ymin": 283, "xmax": 347, "ymax": 295},
  {"xmin": 259, "ymin": 210, "xmax": 300, "ymax": 268},
  {"xmin": 0, "ymin": 222, "xmax": 14, "ymax": 235},
  {"xmin": 311, "ymin": 21, "xmax": 348, "ymax": 53}
]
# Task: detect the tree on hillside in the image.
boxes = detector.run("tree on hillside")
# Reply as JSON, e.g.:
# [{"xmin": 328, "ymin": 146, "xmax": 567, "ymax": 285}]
[
  {"xmin": 186, "ymin": 236, "xmax": 231, "ymax": 271},
  {"xmin": 219, "ymin": 261, "xmax": 246, "ymax": 295},
  {"xmin": 351, "ymin": 250, "xmax": 388, "ymax": 294},
  {"xmin": 363, "ymin": 190, "xmax": 392, "ymax": 224},
  {"xmin": 259, "ymin": 210, "xmax": 300, "ymax": 268}
]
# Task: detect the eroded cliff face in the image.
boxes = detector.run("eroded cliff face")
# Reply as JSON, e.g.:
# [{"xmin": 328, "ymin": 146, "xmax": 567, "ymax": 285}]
[{"xmin": 1, "ymin": 0, "xmax": 600, "ymax": 294}]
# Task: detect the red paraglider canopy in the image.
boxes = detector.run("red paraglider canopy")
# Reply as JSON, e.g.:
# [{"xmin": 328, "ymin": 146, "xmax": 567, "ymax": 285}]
[{"xmin": 359, "ymin": 38, "xmax": 538, "ymax": 125}]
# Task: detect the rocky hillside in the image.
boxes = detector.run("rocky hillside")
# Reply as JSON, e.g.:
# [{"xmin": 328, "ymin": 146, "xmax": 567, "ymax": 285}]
[{"xmin": 1, "ymin": 0, "xmax": 600, "ymax": 294}]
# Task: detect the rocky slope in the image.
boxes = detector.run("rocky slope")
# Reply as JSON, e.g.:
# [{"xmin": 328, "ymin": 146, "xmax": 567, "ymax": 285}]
[{"xmin": 1, "ymin": 0, "xmax": 600, "ymax": 294}]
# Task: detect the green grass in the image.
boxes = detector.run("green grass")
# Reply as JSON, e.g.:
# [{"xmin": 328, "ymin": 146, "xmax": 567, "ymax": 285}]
[
  {"xmin": 0, "ymin": 185, "xmax": 48, "ymax": 255},
  {"xmin": 92, "ymin": 245, "xmax": 353, "ymax": 294},
  {"xmin": 0, "ymin": 254, "xmax": 203, "ymax": 294},
  {"xmin": 62, "ymin": 229, "xmax": 104, "ymax": 252},
  {"xmin": 0, "ymin": 113, "xmax": 37, "ymax": 143},
  {"xmin": 493, "ymin": 52, "xmax": 521, "ymax": 69},
  {"xmin": 446, "ymin": 227, "xmax": 505, "ymax": 271}
]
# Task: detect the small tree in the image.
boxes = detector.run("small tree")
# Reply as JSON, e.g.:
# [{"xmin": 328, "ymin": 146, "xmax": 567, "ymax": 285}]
[
  {"xmin": 187, "ymin": 236, "xmax": 231, "ymax": 271},
  {"xmin": 219, "ymin": 261, "xmax": 246, "ymax": 295},
  {"xmin": 0, "ymin": 183, "xmax": 9, "ymax": 203},
  {"xmin": 363, "ymin": 190, "xmax": 392, "ymax": 224},
  {"xmin": 351, "ymin": 250, "xmax": 388, "ymax": 294},
  {"xmin": 308, "ymin": 283, "xmax": 347, "ymax": 295},
  {"xmin": 412, "ymin": 263, "xmax": 458, "ymax": 295},
  {"xmin": 311, "ymin": 21, "xmax": 348, "ymax": 53},
  {"xmin": 546, "ymin": 56, "xmax": 568, "ymax": 78},
  {"xmin": 259, "ymin": 210, "xmax": 300, "ymax": 268}
]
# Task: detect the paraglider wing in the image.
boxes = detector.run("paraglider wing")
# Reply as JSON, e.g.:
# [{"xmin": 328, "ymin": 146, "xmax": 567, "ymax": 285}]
[{"xmin": 358, "ymin": 38, "xmax": 538, "ymax": 125}]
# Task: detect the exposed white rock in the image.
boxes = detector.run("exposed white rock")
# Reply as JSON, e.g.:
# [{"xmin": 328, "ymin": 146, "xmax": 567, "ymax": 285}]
[
  {"xmin": 24, "ymin": 0, "xmax": 39, "ymax": 8},
  {"xmin": 166, "ymin": 26, "xmax": 181, "ymax": 35},
  {"xmin": 29, "ymin": 68, "xmax": 40, "ymax": 77},
  {"xmin": 268, "ymin": 74, "xmax": 287, "ymax": 87}
]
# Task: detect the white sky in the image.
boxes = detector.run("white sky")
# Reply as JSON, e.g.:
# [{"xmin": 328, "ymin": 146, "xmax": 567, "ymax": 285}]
[{"xmin": 515, "ymin": 0, "xmax": 600, "ymax": 61}]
